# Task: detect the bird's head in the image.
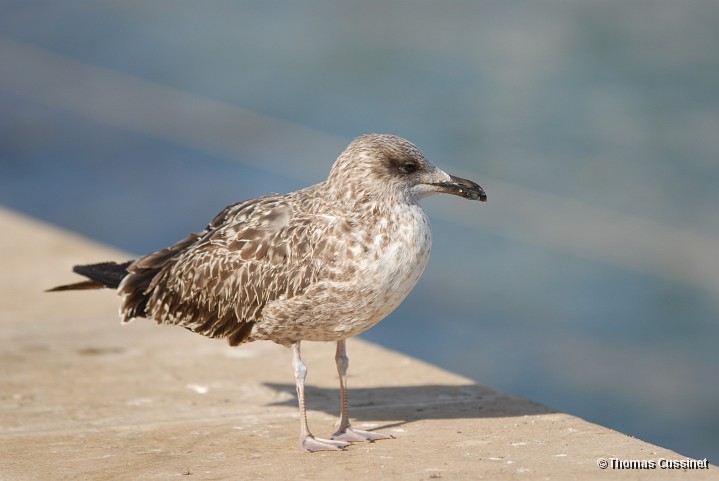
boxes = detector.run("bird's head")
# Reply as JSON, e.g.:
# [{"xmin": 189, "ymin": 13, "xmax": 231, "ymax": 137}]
[{"xmin": 327, "ymin": 134, "xmax": 487, "ymax": 205}]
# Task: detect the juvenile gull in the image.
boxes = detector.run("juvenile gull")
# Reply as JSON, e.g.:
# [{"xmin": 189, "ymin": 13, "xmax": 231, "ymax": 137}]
[{"xmin": 49, "ymin": 134, "xmax": 487, "ymax": 452}]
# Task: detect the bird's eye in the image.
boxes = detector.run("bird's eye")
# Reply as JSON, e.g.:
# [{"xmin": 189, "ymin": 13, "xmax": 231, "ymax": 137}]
[{"xmin": 400, "ymin": 161, "xmax": 418, "ymax": 174}]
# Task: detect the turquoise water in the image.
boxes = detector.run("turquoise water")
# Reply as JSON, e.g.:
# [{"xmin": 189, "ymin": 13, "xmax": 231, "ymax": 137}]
[{"xmin": 1, "ymin": 1, "xmax": 718, "ymax": 461}]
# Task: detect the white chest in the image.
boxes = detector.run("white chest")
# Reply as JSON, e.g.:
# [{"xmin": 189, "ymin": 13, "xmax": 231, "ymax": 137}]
[
  {"xmin": 257, "ymin": 204, "xmax": 433, "ymax": 342},
  {"xmin": 355, "ymin": 204, "xmax": 432, "ymax": 325}
]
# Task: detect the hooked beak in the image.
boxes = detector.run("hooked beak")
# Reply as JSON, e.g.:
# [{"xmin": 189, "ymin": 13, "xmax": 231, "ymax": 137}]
[{"xmin": 433, "ymin": 174, "xmax": 487, "ymax": 202}]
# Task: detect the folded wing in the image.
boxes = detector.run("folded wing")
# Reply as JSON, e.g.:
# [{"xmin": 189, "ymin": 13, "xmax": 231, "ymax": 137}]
[{"xmin": 119, "ymin": 195, "xmax": 349, "ymax": 346}]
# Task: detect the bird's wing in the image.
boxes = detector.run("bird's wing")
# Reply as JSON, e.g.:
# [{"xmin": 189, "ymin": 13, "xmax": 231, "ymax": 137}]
[{"xmin": 119, "ymin": 195, "xmax": 357, "ymax": 345}]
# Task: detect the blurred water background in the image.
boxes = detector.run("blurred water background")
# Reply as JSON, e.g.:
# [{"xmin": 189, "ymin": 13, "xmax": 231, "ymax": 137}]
[{"xmin": 1, "ymin": 0, "xmax": 717, "ymax": 462}]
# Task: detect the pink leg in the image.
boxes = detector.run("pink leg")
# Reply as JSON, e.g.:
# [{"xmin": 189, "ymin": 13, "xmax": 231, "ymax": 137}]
[
  {"xmin": 291, "ymin": 342, "xmax": 350, "ymax": 452},
  {"xmin": 330, "ymin": 339, "xmax": 394, "ymax": 443}
]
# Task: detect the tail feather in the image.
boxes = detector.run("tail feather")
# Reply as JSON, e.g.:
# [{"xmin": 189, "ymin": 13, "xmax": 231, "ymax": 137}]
[
  {"xmin": 48, "ymin": 231, "xmax": 201, "ymax": 318},
  {"xmin": 47, "ymin": 260, "xmax": 133, "ymax": 292}
]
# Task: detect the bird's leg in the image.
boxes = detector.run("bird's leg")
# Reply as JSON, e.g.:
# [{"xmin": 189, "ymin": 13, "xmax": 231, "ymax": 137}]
[
  {"xmin": 291, "ymin": 342, "xmax": 350, "ymax": 452},
  {"xmin": 330, "ymin": 339, "xmax": 394, "ymax": 443}
]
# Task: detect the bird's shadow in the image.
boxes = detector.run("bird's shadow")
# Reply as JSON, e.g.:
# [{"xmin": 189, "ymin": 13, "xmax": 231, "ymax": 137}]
[{"xmin": 263, "ymin": 382, "xmax": 553, "ymax": 429}]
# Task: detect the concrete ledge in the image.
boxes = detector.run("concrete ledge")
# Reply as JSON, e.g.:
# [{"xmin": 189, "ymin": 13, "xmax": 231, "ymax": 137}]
[{"xmin": 0, "ymin": 206, "xmax": 713, "ymax": 480}]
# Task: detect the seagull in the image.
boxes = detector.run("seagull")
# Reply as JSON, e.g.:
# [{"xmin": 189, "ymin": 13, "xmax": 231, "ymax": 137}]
[{"xmin": 49, "ymin": 134, "xmax": 487, "ymax": 452}]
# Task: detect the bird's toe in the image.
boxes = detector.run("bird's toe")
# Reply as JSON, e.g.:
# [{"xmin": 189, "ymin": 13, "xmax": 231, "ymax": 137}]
[
  {"xmin": 331, "ymin": 426, "xmax": 394, "ymax": 443},
  {"xmin": 300, "ymin": 434, "xmax": 351, "ymax": 452}
]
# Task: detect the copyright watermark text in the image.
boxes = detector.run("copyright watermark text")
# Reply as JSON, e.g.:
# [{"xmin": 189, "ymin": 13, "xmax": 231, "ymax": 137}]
[{"xmin": 597, "ymin": 457, "xmax": 710, "ymax": 470}]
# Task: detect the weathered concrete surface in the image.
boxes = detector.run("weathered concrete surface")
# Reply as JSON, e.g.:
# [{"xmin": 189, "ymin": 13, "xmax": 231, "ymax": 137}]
[{"xmin": 0, "ymin": 206, "xmax": 714, "ymax": 480}]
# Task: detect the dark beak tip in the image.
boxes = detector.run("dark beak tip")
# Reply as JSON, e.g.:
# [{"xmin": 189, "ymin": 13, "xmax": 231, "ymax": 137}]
[
  {"xmin": 477, "ymin": 186, "xmax": 487, "ymax": 202},
  {"xmin": 471, "ymin": 191, "xmax": 487, "ymax": 202},
  {"xmin": 437, "ymin": 175, "xmax": 486, "ymax": 202},
  {"xmin": 456, "ymin": 178, "xmax": 487, "ymax": 202}
]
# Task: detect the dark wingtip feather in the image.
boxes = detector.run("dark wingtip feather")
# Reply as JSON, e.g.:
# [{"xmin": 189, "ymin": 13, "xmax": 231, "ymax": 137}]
[
  {"xmin": 72, "ymin": 260, "xmax": 133, "ymax": 288},
  {"xmin": 46, "ymin": 280, "xmax": 106, "ymax": 292},
  {"xmin": 47, "ymin": 260, "xmax": 134, "ymax": 292}
]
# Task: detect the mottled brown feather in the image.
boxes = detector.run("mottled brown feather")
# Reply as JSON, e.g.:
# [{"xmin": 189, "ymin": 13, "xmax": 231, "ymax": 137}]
[
  {"xmin": 118, "ymin": 194, "xmax": 357, "ymax": 345},
  {"xmin": 99, "ymin": 134, "xmax": 485, "ymax": 348},
  {"xmin": 48, "ymin": 134, "xmax": 485, "ymax": 358}
]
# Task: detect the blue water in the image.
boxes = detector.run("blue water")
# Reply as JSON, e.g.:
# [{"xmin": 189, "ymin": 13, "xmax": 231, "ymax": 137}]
[{"xmin": 1, "ymin": 1, "xmax": 718, "ymax": 462}]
